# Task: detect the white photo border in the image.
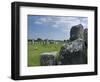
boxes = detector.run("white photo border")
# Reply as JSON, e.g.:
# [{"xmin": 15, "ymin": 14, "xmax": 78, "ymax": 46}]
[{"xmin": 20, "ymin": 6, "xmax": 95, "ymax": 76}]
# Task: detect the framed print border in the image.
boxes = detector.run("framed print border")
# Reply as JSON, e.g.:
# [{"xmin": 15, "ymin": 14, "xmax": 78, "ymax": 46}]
[{"xmin": 11, "ymin": 1, "xmax": 98, "ymax": 80}]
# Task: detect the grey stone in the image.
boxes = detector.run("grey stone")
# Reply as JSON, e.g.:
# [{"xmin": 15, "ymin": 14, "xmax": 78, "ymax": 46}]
[
  {"xmin": 59, "ymin": 38, "xmax": 87, "ymax": 65},
  {"xmin": 40, "ymin": 52, "xmax": 57, "ymax": 66},
  {"xmin": 59, "ymin": 24, "xmax": 87, "ymax": 65},
  {"xmin": 84, "ymin": 28, "xmax": 88, "ymax": 47},
  {"xmin": 70, "ymin": 24, "xmax": 84, "ymax": 41}
]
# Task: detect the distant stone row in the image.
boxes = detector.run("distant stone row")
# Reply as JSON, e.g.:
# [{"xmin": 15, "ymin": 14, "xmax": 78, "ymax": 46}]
[{"xmin": 28, "ymin": 39, "xmax": 65, "ymax": 45}]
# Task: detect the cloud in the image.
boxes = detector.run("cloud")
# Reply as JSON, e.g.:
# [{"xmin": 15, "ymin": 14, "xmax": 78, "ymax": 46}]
[{"xmin": 34, "ymin": 16, "xmax": 88, "ymax": 33}]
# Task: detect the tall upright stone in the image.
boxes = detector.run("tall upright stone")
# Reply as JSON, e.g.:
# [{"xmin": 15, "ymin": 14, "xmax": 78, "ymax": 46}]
[
  {"xmin": 70, "ymin": 24, "xmax": 84, "ymax": 41},
  {"xmin": 84, "ymin": 28, "xmax": 88, "ymax": 47},
  {"xmin": 59, "ymin": 24, "xmax": 87, "ymax": 65}
]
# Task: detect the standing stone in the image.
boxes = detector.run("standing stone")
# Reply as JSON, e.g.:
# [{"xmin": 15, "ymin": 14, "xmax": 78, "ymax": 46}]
[
  {"xmin": 70, "ymin": 24, "xmax": 84, "ymax": 41},
  {"xmin": 32, "ymin": 39, "xmax": 34, "ymax": 44},
  {"xmin": 44, "ymin": 39, "xmax": 49, "ymax": 45},
  {"xmin": 59, "ymin": 24, "xmax": 87, "ymax": 65},
  {"xmin": 59, "ymin": 39, "xmax": 87, "ymax": 65},
  {"xmin": 40, "ymin": 52, "xmax": 57, "ymax": 66},
  {"xmin": 84, "ymin": 28, "xmax": 88, "ymax": 47}
]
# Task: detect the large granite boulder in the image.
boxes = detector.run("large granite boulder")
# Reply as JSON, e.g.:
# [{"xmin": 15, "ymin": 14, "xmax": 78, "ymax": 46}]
[
  {"xmin": 70, "ymin": 24, "xmax": 84, "ymax": 41},
  {"xmin": 40, "ymin": 52, "xmax": 57, "ymax": 66}
]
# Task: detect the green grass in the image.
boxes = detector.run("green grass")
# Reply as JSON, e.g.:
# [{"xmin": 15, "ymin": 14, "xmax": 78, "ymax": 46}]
[{"xmin": 28, "ymin": 43, "xmax": 62, "ymax": 67}]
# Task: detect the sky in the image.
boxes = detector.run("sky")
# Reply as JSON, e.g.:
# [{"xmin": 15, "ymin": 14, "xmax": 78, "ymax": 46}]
[{"xmin": 28, "ymin": 15, "xmax": 88, "ymax": 40}]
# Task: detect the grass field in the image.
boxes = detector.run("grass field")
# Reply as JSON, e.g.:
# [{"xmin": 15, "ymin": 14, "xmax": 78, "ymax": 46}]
[{"xmin": 28, "ymin": 43, "xmax": 62, "ymax": 67}]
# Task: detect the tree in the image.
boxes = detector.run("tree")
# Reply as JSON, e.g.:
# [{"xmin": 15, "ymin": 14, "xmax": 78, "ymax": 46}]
[{"xmin": 37, "ymin": 38, "xmax": 42, "ymax": 41}]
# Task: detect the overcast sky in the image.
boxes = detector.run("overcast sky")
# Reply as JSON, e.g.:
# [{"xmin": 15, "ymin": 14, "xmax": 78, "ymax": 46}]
[{"xmin": 28, "ymin": 15, "xmax": 88, "ymax": 40}]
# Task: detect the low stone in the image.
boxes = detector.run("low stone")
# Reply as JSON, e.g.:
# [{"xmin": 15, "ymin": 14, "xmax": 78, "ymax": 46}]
[{"xmin": 40, "ymin": 52, "xmax": 57, "ymax": 66}]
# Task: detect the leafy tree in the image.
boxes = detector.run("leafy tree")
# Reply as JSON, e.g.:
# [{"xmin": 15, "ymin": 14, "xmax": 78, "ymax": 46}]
[{"xmin": 37, "ymin": 38, "xmax": 42, "ymax": 41}]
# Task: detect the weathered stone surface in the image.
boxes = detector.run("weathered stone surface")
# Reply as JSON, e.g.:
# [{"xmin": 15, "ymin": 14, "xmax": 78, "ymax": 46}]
[
  {"xmin": 59, "ymin": 38, "xmax": 87, "ymax": 65},
  {"xmin": 70, "ymin": 24, "xmax": 84, "ymax": 41},
  {"xmin": 40, "ymin": 52, "xmax": 57, "ymax": 66},
  {"xmin": 59, "ymin": 24, "xmax": 87, "ymax": 65}
]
